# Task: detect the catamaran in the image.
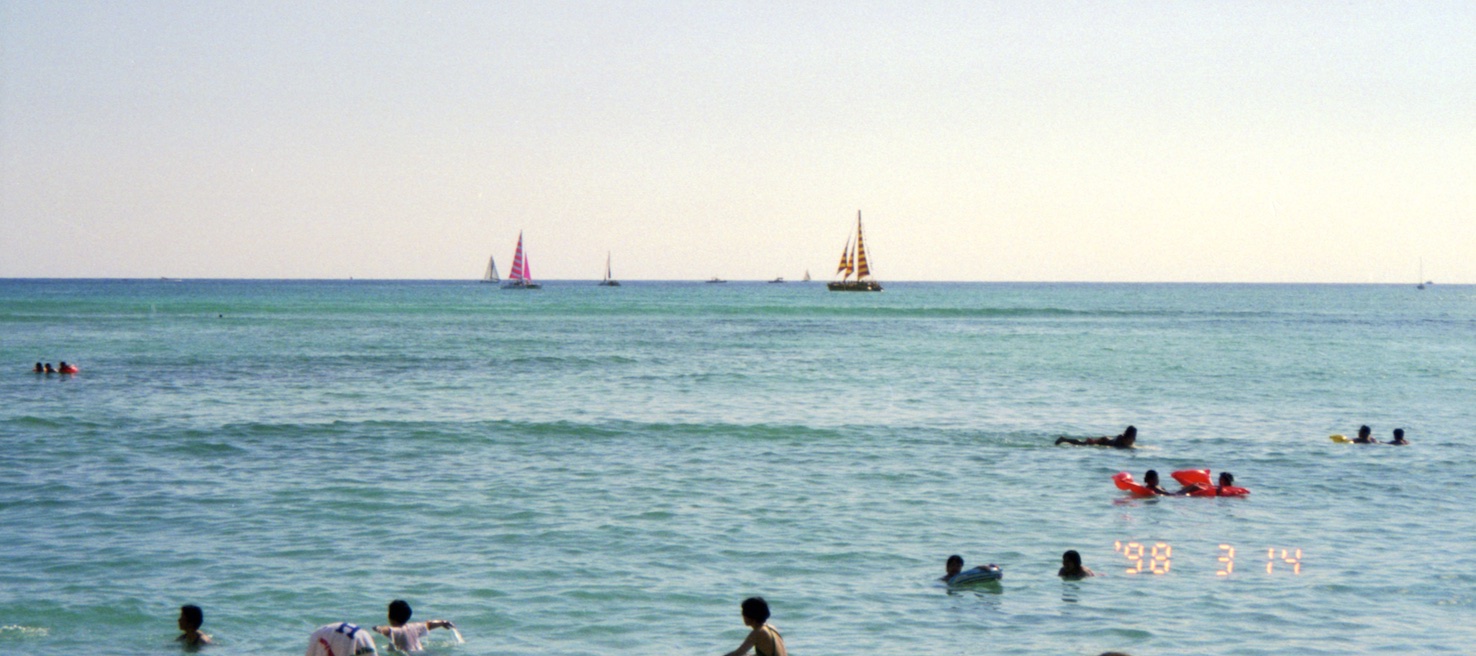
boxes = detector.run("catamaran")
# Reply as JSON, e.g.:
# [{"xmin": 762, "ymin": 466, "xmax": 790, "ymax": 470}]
[
  {"xmin": 502, "ymin": 232, "xmax": 541, "ymax": 289},
  {"xmin": 828, "ymin": 211, "xmax": 882, "ymax": 292},
  {"xmin": 599, "ymin": 252, "xmax": 620, "ymax": 286},
  {"xmin": 480, "ymin": 255, "xmax": 500, "ymax": 284}
]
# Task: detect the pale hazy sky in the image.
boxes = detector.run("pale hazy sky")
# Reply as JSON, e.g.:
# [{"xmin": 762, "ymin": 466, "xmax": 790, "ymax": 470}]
[{"xmin": 3, "ymin": 1, "xmax": 1473, "ymax": 282}]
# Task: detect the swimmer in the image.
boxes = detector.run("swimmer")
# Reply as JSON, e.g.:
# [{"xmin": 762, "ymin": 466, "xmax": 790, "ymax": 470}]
[
  {"xmin": 1389, "ymin": 428, "xmax": 1408, "ymax": 445},
  {"xmin": 33, "ymin": 362, "xmax": 43, "ymax": 373},
  {"xmin": 44, "ymin": 363, "xmax": 55, "ymax": 374},
  {"xmin": 1059, "ymin": 550, "xmax": 1096, "ymax": 578},
  {"xmin": 176, "ymin": 604, "xmax": 211, "ymax": 648},
  {"xmin": 721, "ymin": 597, "xmax": 787, "ymax": 656},
  {"xmin": 58, "ymin": 361, "xmax": 78, "ymax": 374},
  {"xmin": 1214, "ymin": 472, "xmax": 1236, "ymax": 494},
  {"xmin": 940, "ymin": 554, "xmax": 964, "ymax": 582},
  {"xmin": 1351, "ymin": 425, "xmax": 1379, "ymax": 444},
  {"xmin": 372, "ymin": 600, "xmax": 454, "ymax": 653},
  {"xmin": 1141, "ymin": 470, "xmax": 1172, "ymax": 496},
  {"xmin": 1056, "ymin": 426, "xmax": 1137, "ymax": 448},
  {"xmin": 306, "ymin": 622, "xmax": 377, "ymax": 656}
]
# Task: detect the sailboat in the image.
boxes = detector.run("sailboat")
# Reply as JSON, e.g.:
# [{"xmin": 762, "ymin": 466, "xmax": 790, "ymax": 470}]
[
  {"xmin": 828, "ymin": 211, "xmax": 883, "ymax": 292},
  {"xmin": 502, "ymin": 231, "xmax": 541, "ymax": 289},
  {"xmin": 802, "ymin": 270, "xmax": 811, "ymax": 282},
  {"xmin": 599, "ymin": 252, "xmax": 620, "ymax": 286},
  {"xmin": 481, "ymin": 255, "xmax": 500, "ymax": 284},
  {"xmin": 1417, "ymin": 259, "xmax": 1426, "ymax": 290}
]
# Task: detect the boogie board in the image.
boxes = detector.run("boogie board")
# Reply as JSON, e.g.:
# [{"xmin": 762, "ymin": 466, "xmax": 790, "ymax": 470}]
[
  {"xmin": 1330, "ymin": 434, "xmax": 1350, "ymax": 443},
  {"xmin": 947, "ymin": 565, "xmax": 1003, "ymax": 585}
]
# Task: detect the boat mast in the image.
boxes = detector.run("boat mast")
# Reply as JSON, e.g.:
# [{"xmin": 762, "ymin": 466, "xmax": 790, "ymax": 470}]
[{"xmin": 854, "ymin": 210, "xmax": 871, "ymax": 281}]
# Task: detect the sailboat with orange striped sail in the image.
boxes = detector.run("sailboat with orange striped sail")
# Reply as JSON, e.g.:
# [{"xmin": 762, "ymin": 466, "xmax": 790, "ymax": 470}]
[
  {"xmin": 502, "ymin": 231, "xmax": 541, "ymax": 289},
  {"xmin": 828, "ymin": 211, "xmax": 883, "ymax": 292}
]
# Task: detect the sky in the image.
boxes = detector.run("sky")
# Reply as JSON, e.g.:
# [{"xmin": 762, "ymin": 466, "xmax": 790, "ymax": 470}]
[{"xmin": 2, "ymin": 1, "xmax": 1473, "ymax": 282}]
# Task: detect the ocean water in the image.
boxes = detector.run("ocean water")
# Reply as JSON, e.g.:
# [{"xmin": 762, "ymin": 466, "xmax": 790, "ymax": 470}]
[{"xmin": 2, "ymin": 279, "xmax": 1473, "ymax": 656}]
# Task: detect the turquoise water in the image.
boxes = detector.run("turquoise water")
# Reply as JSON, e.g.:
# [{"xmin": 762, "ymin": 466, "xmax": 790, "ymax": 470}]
[{"xmin": 2, "ymin": 279, "xmax": 1474, "ymax": 655}]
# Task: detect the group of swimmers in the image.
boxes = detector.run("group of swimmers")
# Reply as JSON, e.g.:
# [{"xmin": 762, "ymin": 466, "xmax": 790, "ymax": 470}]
[
  {"xmin": 174, "ymin": 597, "xmax": 785, "ymax": 656},
  {"xmin": 1349, "ymin": 425, "xmax": 1410, "ymax": 445},
  {"xmin": 177, "ymin": 599, "xmax": 457, "ymax": 653},
  {"xmin": 31, "ymin": 361, "xmax": 79, "ymax": 374}
]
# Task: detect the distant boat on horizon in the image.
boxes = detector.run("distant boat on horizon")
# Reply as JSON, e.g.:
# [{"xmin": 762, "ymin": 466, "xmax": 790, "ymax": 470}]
[
  {"xmin": 1417, "ymin": 259, "xmax": 1426, "ymax": 290},
  {"xmin": 502, "ymin": 231, "xmax": 541, "ymax": 289},
  {"xmin": 802, "ymin": 270, "xmax": 811, "ymax": 282},
  {"xmin": 706, "ymin": 277, "xmax": 726, "ymax": 284},
  {"xmin": 481, "ymin": 255, "xmax": 500, "ymax": 284},
  {"xmin": 828, "ymin": 210, "xmax": 882, "ymax": 292},
  {"xmin": 769, "ymin": 276, "xmax": 785, "ymax": 283},
  {"xmin": 599, "ymin": 251, "xmax": 620, "ymax": 287}
]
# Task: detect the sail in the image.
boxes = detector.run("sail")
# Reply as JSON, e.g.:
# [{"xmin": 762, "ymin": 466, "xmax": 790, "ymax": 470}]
[
  {"xmin": 854, "ymin": 211, "xmax": 871, "ymax": 279},
  {"xmin": 508, "ymin": 232, "xmax": 530, "ymax": 282},
  {"xmin": 803, "ymin": 270, "xmax": 811, "ymax": 282},
  {"xmin": 483, "ymin": 256, "xmax": 500, "ymax": 283},
  {"xmin": 604, "ymin": 252, "xmax": 612, "ymax": 282},
  {"xmin": 835, "ymin": 237, "xmax": 854, "ymax": 279}
]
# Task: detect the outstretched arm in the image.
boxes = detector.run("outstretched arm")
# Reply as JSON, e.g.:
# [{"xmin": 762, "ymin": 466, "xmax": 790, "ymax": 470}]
[
  {"xmin": 428, "ymin": 620, "xmax": 454, "ymax": 630},
  {"xmin": 722, "ymin": 628, "xmax": 759, "ymax": 656}
]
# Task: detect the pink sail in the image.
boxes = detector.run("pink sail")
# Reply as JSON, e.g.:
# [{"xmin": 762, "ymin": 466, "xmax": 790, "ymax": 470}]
[{"xmin": 509, "ymin": 232, "xmax": 529, "ymax": 282}]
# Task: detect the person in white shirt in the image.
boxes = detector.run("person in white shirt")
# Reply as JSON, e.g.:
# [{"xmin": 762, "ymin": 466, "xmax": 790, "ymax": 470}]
[
  {"xmin": 372, "ymin": 600, "xmax": 455, "ymax": 652},
  {"xmin": 306, "ymin": 621, "xmax": 377, "ymax": 656}
]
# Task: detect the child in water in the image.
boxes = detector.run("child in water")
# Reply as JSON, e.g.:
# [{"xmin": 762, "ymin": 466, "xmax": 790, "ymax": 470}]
[
  {"xmin": 1352, "ymin": 425, "xmax": 1379, "ymax": 444},
  {"xmin": 176, "ymin": 604, "xmax": 212, "ymax": 648},
  {"xmin": 372, "ymin": 600, "xmax": 454, "ymax": 653},
  {"xmin": 1389, "ymin": 428, "xmax": 1409, "ymax": 445},
  {"xmin": 722, "ymin": 597, "xmax": 787, "ymax": 656},
  {"xmin": 1059, "ymin": 550, "xmax": 1095, "ymax": 578},
  {"xmin": 1056, "ymin": 426, "xmax": 1137, "ymax": 448},
  {"xmin": 940, "ymin": 554, "xmax": 964, "ymax": 582},
  {"xmin": 1141, "ymin": 470, "xmax": 1172, "ymax": 495}
]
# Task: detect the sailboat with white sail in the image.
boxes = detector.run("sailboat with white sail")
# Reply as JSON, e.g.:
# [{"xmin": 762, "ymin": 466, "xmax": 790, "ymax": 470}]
[
  {"xmin": 828, "ymin": 211, "xmax": 882, "ymax": 292},
  {"xmin": 480, "ymin": 255, "xmax": 500, "ymax": 284},
  {"xmin": 502, "ymin": 231, "xmax": 541, "ymax": 289},
  {"xmin": 599, "ymin": 252, "xmax": 620, "ymax": 286}
]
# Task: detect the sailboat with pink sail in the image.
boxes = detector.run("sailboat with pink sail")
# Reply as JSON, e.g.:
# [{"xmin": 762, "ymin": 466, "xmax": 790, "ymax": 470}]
[{"xmin": 502, "ymin": 231, "xmax": 542, "ymax": 289}]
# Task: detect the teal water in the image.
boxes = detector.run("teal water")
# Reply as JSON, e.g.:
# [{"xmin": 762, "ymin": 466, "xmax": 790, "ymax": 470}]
[{"xmin": 2, "ymin": 279, "xmax": 1474, "ymax": 655}]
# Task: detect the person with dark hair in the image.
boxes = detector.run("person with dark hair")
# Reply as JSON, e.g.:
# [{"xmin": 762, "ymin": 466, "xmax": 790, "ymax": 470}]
[
  {"xmin": 1056, "ymin": 425, "xmax": 1137, "ymax": 448},
  {"xmin": 940, "ymin": 554, "xmax": 964, "ymax": 582},
  {"xmin": 176, "ymin": 604, "xmax": 211, "ymax": 648},
  {"xmin": 1352, "ymin": 425, "xmax": 1379, "ymax": 444},
  {"xmin": 33, "ymin": 362, "xmax": 44, "ymax": 373},
  {"xmin": 1141, "ymin": 470, "xmax": 1172, "ymax": 495},
  {"xmin": 1059, "ymin": 550, "xmax": 1095, "ymax": 578},
  {"xmin": 1389, "ymin": 428, "xmax": 1409, "ymax": 445},
  {"xmin": 722, "ymin": 597, "xmax": 786, "ymax": 656},
  {"xmin": 372, "ymin": 599, "xmax": 454, "ymax": 652},
  {"xmin": 43, "ymin": 363, "xmax": 55, "ymax": 374}
]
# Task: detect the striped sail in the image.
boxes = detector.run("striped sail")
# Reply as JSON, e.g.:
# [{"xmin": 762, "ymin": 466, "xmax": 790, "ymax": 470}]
[
  {"xmin": 854, "ymin": 211, "xmax": 871, "ymax": 279},
  {"xmin": 509, "ymin": 232, "xmax": 530, "ymax": 282},
  {"xmin": 835, "ymin": 237, "xmax": 854, "ymax": 279}
]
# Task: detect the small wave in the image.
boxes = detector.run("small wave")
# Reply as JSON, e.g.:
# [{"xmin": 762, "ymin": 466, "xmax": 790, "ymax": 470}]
[{"xmin": 0, "ymin": 625, "xmax": 50, "ymax": 638}]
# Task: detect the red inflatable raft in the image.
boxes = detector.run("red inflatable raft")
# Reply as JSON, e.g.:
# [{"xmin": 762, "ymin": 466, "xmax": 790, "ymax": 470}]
[{"xmin": 1171, "ymin": 469, "xmax": 1249, "ymax": 497}]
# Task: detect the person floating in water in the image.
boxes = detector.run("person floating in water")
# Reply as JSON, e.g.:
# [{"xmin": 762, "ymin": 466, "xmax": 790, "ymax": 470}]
[
  {"xmin": 44, "ymin": 363, "xmax": 56, "ymax": 374},
  {"xmin": 721, "ymin": 597, "xmax": 786, "ymax": 656},
  {"xmin": 306, "ymin": 622, "xmax": 377, "ymax": 656},
  {"xmin": 372, "ymin": 600, "xmax": 455, "ymax": 653},
  {"xmin": 1057, "ymin": 425, "xmax": 1137, "ymax": 448},
  {"xmin": 1351, "ymin": 425, "xmax": 1379, "ymax": 444},
  {"xmin": 58, "ymin": 361, "xmax": 78, "ymax": 374},
  {"xmin": 1141, "ymin": 470, "xmax": 1172, "ymax": 495},
  {"xmin": 1389, "ymin": 428, "xmax": 1409, "ymax": 445},
  {"xmin": 940, "ymin": 554, "xmax": 964, "ymax": 582},
  {"xmin": 176, "ymin": 604, "xmax": 211, "ymax": 649},
  {"xmin": 33, "ymin": 362, "xmax": 44, "ymax": 373},
  {"xmin": 1059, "ymin": 550, "xmax": 1096, "ymax": 578}
]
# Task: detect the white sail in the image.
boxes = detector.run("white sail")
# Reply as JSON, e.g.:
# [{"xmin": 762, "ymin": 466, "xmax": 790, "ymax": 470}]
[{"xmin": 482, "ymin": 256, "xmax": 500, "ymax": 283}]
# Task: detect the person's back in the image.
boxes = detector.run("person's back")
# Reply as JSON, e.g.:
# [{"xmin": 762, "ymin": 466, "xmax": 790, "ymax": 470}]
[
  {"xmin": 306, "ymin": 622, "xmax": 377, "ymax": 656},
  {"xmin": 1389, "ymin": 428, "xmax": 1409, "ymax": 445}
]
